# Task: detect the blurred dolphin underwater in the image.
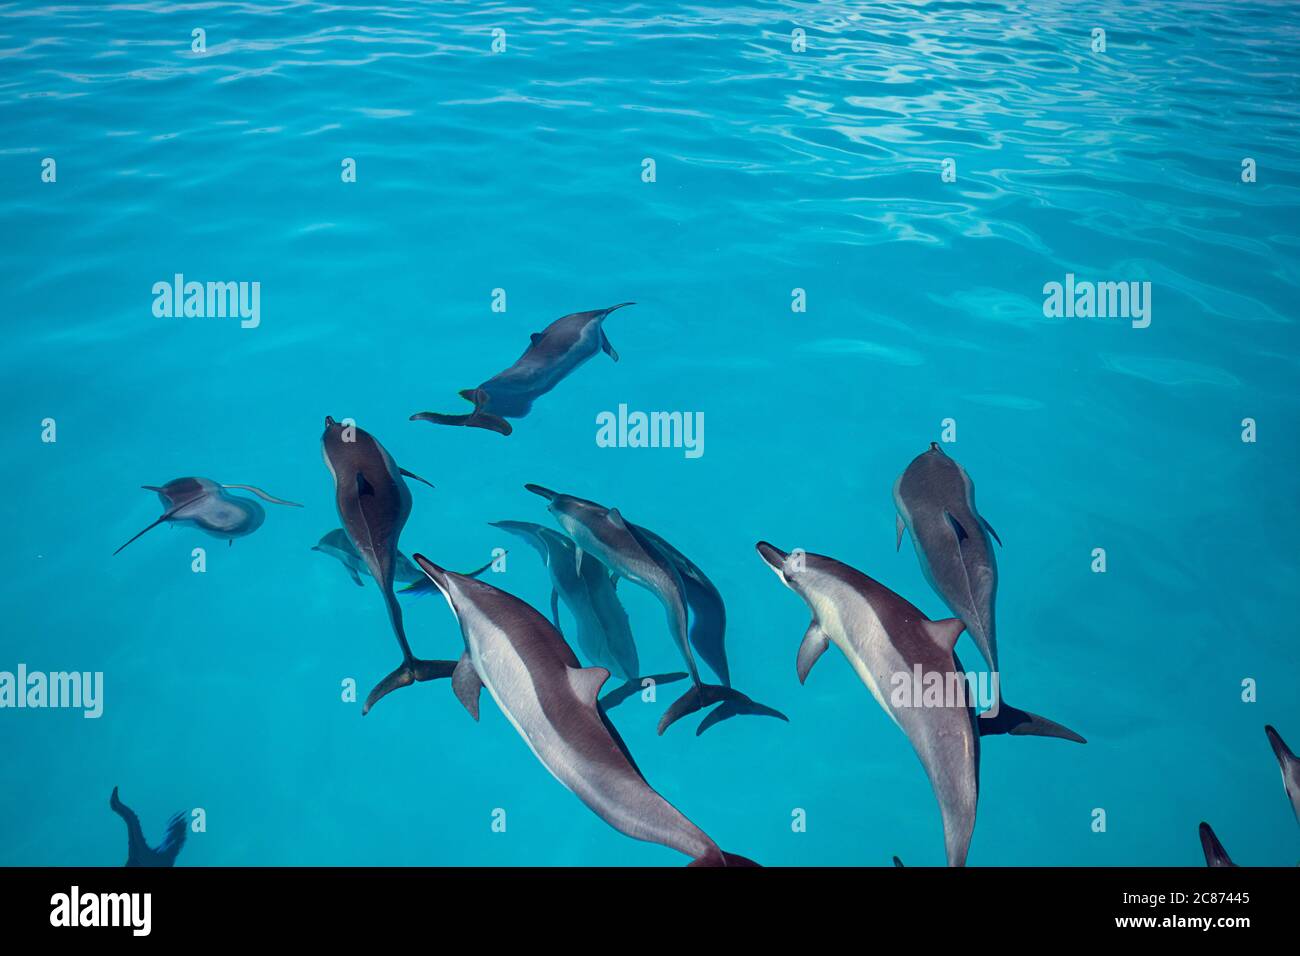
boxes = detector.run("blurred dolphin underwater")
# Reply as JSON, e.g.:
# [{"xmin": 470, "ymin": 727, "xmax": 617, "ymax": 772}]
[{"xmin": 1, "ymin": 0, "xmax": 1298, "ymax": 868}]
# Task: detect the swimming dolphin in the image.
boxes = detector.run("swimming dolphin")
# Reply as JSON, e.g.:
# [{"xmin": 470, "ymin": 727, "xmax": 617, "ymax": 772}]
[
  {"xmin": 411, "ymin": 303, "xmax": 634, "ymax": 435},
  {"xmin": 755, "ymin": 541, "xmax": 1084, "ymax": 866},
  {"xmin": 321, "ymin": 416, "xmax": 455, "ymax": 714},
  {"xmin": 312, "ymin": 528, "xmax": 423, "ymax": 588},
  {"xmin": 487, "ymin": 520, "xmax": 686, "ymax": 708},
  {"xmin": 114, "ymin": 477, "xmax": 301, "ymax": 555},
  {"xmin": 109, "ymin": 787, "xmax": 187, "ymax": 867},
  {"xmin": 411, "ymin": 553, "xmax": 758, "ymax": 866},
  {"xmin": 894, "ymin": 443, "xmax": 1002, "ymax": 677},
  {"xmin": 1265, "ymin": 725, "xmax": 1300, "ymax": 825},
  {"xmin": 527, "ymin": 484, "xmax": 786, "ymax": 735},
  {"xmin": 1198, "ymin": 822, "xmax": 1237, "ymax": 867}
]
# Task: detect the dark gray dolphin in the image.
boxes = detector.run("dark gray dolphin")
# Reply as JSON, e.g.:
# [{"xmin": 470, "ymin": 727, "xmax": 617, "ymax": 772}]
[
  {"xmin": 1265, "ymin": 725, "xmax": 1300, "ymax": 825},
  {"xmin": 526, "ymin": 484, "xmax": 786, "ymax": 735},
  {"xmin": 411, "ymin": 553, "xmax": 758, "ymax": 867},
  {"xmin": 410, "ymin": 303, "xmax": 634, "ymax": 435},
  {"xmin": 114, "ymin": 477, "xmax": 301, "ymax": 555},
  {"xmin": 1199, "ymin": 822, "xmax": 1237, "ymax": 867},
  {"xmin": 756, "ymin": 541, "xmax": 1084, "ymax": 866},
  {"xmin": 893, "ymin": 443, "xmax": 1001, "ymax": 676},
  {"xmin": 312, "ymin": 528, "xmax": 422, "ymax": 588},
  {"xmin": 487, "ymin": 520, "xmax": 686, "ymax": 708},
  {"xmin": 109, "ymin": 787, "xmax": 186, "ymax": 868},
  {"xmin": 321, "ymin": 416, "xmax": 455, "ymax": 714}
]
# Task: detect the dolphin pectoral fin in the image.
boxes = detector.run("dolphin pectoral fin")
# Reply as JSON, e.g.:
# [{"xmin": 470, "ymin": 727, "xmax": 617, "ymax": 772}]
[
  {"xmin": 600, "ymin": 331, "xmax": 619, "ymax": 362},
  {"xmin": 922, "ymin": 617, "xmax": 965, "ymax": 653},
  {"xmin": 452, "ymin": 652, "xmax": 482, "ymax": 721},
  {"xmin": 356, "ymin": 472, "xmax": 374, "ymax": 497},
  {"xmin": 981, "ymin": 516, "xmax": 1002, "ymax": 546},
  {"xmin": 1199, "ymin": 822, "xmax": 1237, "ymax": 867},
  {"xmin": 361, "ymin": 658, "xmax": 458, "ymax": 716},
  {"xmin": 944, "ymin": 511, "xmax": 969, "ymax": 542},
  {"xmin": 979, "ymin": 700, "xmax": 1086, "ymax": 744},
  {"xmin": 567, "ymin": 666, "xmax": 611, "ymax": 707},
  {"xmin": 896, "ymin": 514, "xmax": 906, "ymax": 551},
  {"xmin": 348, "ymin": 567, "xmax": 365, "ymax": 587},
  {"xmin": 398, "ymin": 467, "xmax": 435, "ymax": 490},
  {"xmin": 220, "ymin": 484, "xmax": 303, "ymax": 507},
  {"xmin": 549, "ymin": 589, "xmax": 561, "ymax": 629},
  {"xmin": 796, "ymin": 623, "xmax": 830, "ymax": 684}
]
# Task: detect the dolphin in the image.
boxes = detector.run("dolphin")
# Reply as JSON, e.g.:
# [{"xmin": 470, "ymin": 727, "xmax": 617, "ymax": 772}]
[
  {"xmin": 1198, "ymin": 822, "xmax": 1237, "ymax": 867},
  {"xmin": 1265, "ymin": 725, "xmax": 1300, "ymax": 825},
  {"xmin": 487, "ymin": 520, "xmax": 686, "ymax": 708},
  {"xmin": 114, "ymin": 477, "xmax": 301, "ymax": 555},
  {"xmin": 526, "ymin": 484, "xmax": 786, "ymax": 735},
  {"xmin": 893, "ymin": 443, "xmax": 1002, "ymax": 677},
  {"xmin": 321, "ymin": 416, "xmax": 455, "ymax": 714},
  {"xmin": 411, "ymin": 553, "xmax": 758, "ymax": 866},
  {"xmin": 755, "ymin": 541, "xmax": 1084, "ymax": 866},
  {"xmin": 312, "ymin": 528, "xmax": 423, "ymax": 588},
  {"xmin": 892, "ymin": 856, "xmax": 905, "ymax": 867},
  {"xmin": 411, "ymin": 303, "xmax": 634, "ymax": 435},
  {"xmin": 109, "ymin": 787, "xmax": 187, "ymax": 867}
]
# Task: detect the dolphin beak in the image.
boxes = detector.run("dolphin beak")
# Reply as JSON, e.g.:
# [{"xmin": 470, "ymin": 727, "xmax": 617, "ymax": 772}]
[
  {"xmin": 325, "ymin": 416, "xmax": 337, "ymax": 427},
  {"xmin": 755, "ymin": 541, "xmax": 788, "ymax": 571},
  {"xmin": 524, "ymin": 483, "xmax": 558, "ymax": 501},
  {"xmin": 1266, "ymin": 725, "xmax": 1294, "ymax": 763}
]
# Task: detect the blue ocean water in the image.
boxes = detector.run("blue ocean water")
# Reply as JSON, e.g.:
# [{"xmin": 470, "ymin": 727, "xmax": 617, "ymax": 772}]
[{"xmin": 1, "ymin": 0, "xmax": 1298, "ymax": 867}]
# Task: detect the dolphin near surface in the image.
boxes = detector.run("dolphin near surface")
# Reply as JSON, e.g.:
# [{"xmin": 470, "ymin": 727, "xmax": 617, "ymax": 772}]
[
  {"xmin": 526, "ymin": 484, "xmax": 786, "ymax": 735},
  {"xmin": 411, "ymin": 303, "xmax": 634, "ymax": 435},
  {"xmin": 312, "ymin": 528, "xmax": 423, "ymax": 588},
  {"xmin": 411, "ymin": 553, "xmax": 758, "ymax": 866},
  {"xmin": 487, "ymin": 520, "xmax": 686, "ymax": 708},
  {"xmin": 755, "ymin": 541, "xmax": 1084, "ymax": 866},
  {"xmin": 320, "ymin": 416, "xmax": 456, "ymax": 714},
  {"xmin": 110, "ymin": 787, "xmax": 187, "ymax": 867},
  {"xmin": 1265, "ymin": 724, "xmax": 1300, "ymax": 825},
  {"xmin": 114, "ymin": 477, "xmax": 301, "ymax": 555},
  {"xmin": 893, "ymin": 443, "xmax": 1002, "ymax": 678},
  {"xmin": 1199, "ymin": 822, "xmax": 1237, "ymax": 867}
]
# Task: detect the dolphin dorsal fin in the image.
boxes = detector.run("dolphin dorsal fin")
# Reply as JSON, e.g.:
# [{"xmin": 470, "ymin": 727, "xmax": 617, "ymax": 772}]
[
  {"xmin": 530, "ymin": 332, "xmax": 544, "ymax": 344},
  {"xmin": 606, "ymin": 508, "xmax": 627, "ymax": 529},
  {"xmin": 567, "ymin": 666, "xmax": 610, "ymax": 707},
  {"xmin": 923, "ymin": 617, "xmax": 964, "ymax": 652}
]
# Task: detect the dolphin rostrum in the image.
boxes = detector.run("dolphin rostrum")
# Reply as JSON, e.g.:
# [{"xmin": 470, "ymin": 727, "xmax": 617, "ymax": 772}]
[
  {"xmin": 411, "ymin": 303, "xmax": 634, "ymax": 435},
  {"xmin": 411, "ymin": 553, "xmax": 758, "ymax": 866},
  {"xmin": 110, "ymin": 787, "xmax": 187, "ymax": 867},
  {"xmin": 321, "ymin": 416, "xmax": 455, "ymax": 714},
  {"xmin": 894, "ymin": 443, "xmax": 1002, "ymax": 677},
  {"xmin": 1265, "ymin": 725, "xmax": 1300, "ymax": 825},
  {"xmin": 114, "ymin": 477, "xmax": 301, "ymax": 555},
  {"xmin": 312, "ymin": 528, "xmax": 423, "ymax": 588},
  {"xmin": 527, "ymin": 484, "xmax": 786, "ymax": 735},
  {"xmin": 756, "ymin": 541, "xmax": 1084, "ymax": 866},
  {"xmin": 487, "ymin": 520, "xmax": 686, "ymax": 708},
  {"xmin": 1198, "ymin": 822, "xmax": 1237, "ymax": 867}
]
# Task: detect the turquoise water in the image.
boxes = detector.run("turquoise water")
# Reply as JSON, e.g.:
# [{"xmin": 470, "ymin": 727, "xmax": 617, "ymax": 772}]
[{"xmin": 2, "ymin": 0, "xmax": 1298, "ymax": 867}]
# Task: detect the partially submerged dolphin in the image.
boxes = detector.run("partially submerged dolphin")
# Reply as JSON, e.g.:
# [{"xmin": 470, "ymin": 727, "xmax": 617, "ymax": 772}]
[
  {"xmin": 894, "ymin": 443, "xmax": 1001, "ymax": 676},
  {"xmin": 411, "ymin": 303, "xmax": 634, "ymax": 435},
  {"xmin": 487, "ymin": 520, "xmax": 686, "ymax": 709},
  {"xmin": 312, "ymin": 528, "xmax": 422, "ymax": 588},
  {"xmin": 114, "ymin": 477, "xmax": 301, "ymax": 555},
  {"xmin": 1265, "ymin": 725, "xmax": 1300, "ymax": 825},
  {"xmin": 110, "ymin": 787, "xmax": 187, "ymax": 868},
  {"xmin": 411, "ymin": 553, "xmax": 757, "ymax": 866},
  {"xmin": 1198, "ymin": 822, "xmax": 1237, "ymax": 867},
  {"xmin": 321, "ymin": 416, "xmax": 455, "ymax": 714},
  {"xmin": 756, "ymin": 541, "xmax": 1084, "ymax": 866},
  {"xmin": 527, "ymin": 484, "xmax": 786, "ymax": 735}
]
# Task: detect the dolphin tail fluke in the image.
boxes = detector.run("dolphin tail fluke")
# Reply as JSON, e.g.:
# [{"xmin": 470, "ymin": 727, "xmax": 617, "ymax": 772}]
[
  {"xmin": 361, "ymin": 658, "xmax": 458, "ymax": 715},
  {"xmin": 687, "ymin": 848, "xmax": 761, "ymax": 867},
  {"xmin": 598, "ymin": 672, "xmax": 689, "ymax": 711},
  {"xmin": 978, "ymin": 700, "xmax": 1086, "ymax": 744},
  {"xmin": 657, "ymin": 683, "xmax": 788, "ymax": 735},
  {"xmin": 410, "ymin": 396, "xmax": 512, "ymax": 436}
]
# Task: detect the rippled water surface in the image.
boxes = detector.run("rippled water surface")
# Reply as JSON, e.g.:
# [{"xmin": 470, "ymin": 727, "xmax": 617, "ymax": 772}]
[{"xmin": 1, "ymin": 1, "xmax": 1298, "ymax": 866}]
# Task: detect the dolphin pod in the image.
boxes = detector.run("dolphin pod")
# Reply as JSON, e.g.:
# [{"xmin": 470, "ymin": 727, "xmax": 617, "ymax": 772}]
[
  {"xmin": 755, "ymin": 542, "xmax": 1084, "ymax": 866},
  {"xmin": 114, "ymin": 477, "xmax": 301, "ymax": 555},
  {"xmin": 109, "ymin": 787, "xmax": 187, "ymax": 868},
  {"xmin": 411, "ymin": 553, "xmax": 758, "ymax": 866},
  {"xmin": 411, "ymin": 303, "xmax": 634, "ymax": 435},
  {"xmin": 525, "ymin": 483, "xmax": 786, "ymax": 735}
]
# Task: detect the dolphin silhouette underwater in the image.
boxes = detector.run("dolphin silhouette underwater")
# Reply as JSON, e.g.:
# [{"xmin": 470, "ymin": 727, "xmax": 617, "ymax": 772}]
[
  {"xmin": 486, "ymin": 520, "xmax": 686, "ymax": 708},
  {"xmin": 321, "ymin": 416, "xmax": 457, "ymax": 714},
  {"xmin": 312, "ymin": 528, "xmax": 423, "ymax": 588},
  {"xmin": 109, "ymin": 787, "xmax": 187, "ymax": 867},
  {"xmin": 1198, "ymin": 822, "xmax": 1237, "ymax": 867},
  {"xmin": 114, "ymin": 477, "xmax": 301, "ymax": 555},
  {"xmin": 894, "ymin": 443, "xmax": 1003, "ymax": 678},
  {"xmin": 1265, "ymin": 724, "xmax": 1300, "ymax": 825},
  {"xmin": 411, "ymin": 302, "xmax": 634, "ymax": 435},
  {"xmin": 411, "ymin": 553, "xmax": 758, "ymax": 867},
  {"xmin": 756, "ymin": 541, "xmax": 1084, "ymax": 866},
  {"xmin": 526, "ymin": 484, "xmax": 786, "ymax": 735}
]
